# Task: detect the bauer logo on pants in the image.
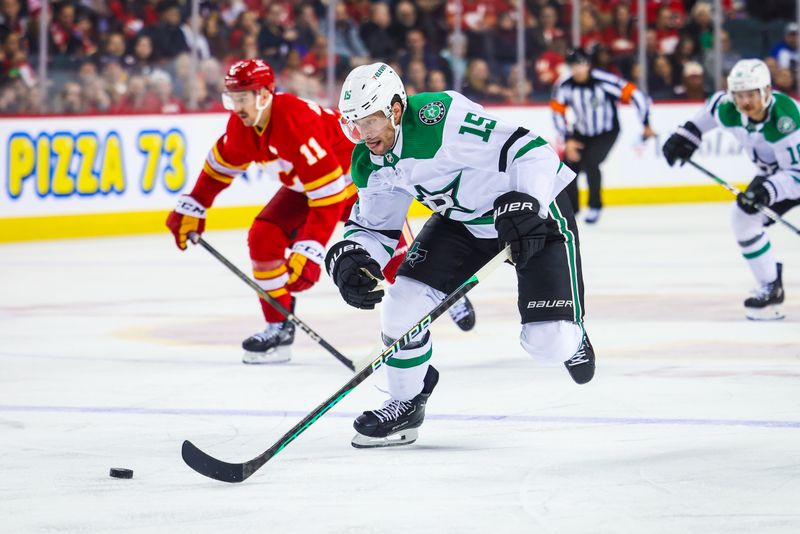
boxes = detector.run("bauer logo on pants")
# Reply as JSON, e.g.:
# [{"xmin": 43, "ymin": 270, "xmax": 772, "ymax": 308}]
[{"xmin": 526, "ymin": 299, "xmax": 573, "ymax": 309}]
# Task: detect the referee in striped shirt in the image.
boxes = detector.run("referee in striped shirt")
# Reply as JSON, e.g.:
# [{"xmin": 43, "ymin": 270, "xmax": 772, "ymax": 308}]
[{"xmin": 551, "ymin": 49, "xmax": 655, "ymax": 223}]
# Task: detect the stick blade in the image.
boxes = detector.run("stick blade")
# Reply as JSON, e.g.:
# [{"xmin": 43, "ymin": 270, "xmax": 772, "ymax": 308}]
[{"xmin": 181, "ymin": 440, "xmax": 248, "ymax": 483}]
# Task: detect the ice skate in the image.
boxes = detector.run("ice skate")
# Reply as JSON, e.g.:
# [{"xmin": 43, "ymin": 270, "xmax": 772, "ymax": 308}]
[
  {"xmin": 744, "ymin": 263, "xmax": 785, "ymax": 321},
  {"xmin": 352, "ymin": 365, "xmax": 439, "ymax": 448},
  {"xmin": 448, "ymin": 296, "xmax": 476, "ymax": 331},
  {"xmin": 584, "ymin": 208, "xmax": 601, "ymax": 224},
  {"xmin": 564, "ymin": 331, "xmax": 595, "ymax": 384},
  {"xmin": 241, "ymin": 320, "xmax": 295, "ymax": 364}
]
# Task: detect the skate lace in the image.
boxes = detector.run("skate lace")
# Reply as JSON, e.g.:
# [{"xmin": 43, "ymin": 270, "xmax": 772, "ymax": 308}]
[
  {"xmin": 251, "ymin": 324, "xmax": 282, "ymax": 342},
  {"xmin": 373, "ymin": 399, "xmax": 413, "ymax": 423},
  {"xmin": 448, "ymin": 297, "xmax": 470, "ymax": 322},
  {"xmin": 565, "ymin": 339, "xmax": 589, "ymax": 367}
]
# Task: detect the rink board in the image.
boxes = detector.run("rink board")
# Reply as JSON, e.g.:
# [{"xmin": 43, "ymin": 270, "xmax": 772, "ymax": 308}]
[{"xmin": 0, "ymin": 104, "xmax": 751, "ymax": 242}]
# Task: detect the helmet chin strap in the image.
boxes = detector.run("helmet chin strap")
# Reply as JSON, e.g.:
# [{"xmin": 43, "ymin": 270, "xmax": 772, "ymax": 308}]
[
  {"xmin": 254, "ymin": 91, "xmax": 273, "ymax": 128},
  {"xmin": 388, "ymin": 112, "xmax": 401, "ymax": 150}
]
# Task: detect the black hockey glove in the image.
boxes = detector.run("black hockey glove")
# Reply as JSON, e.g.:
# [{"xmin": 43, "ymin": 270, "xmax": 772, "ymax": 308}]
[
  {"xmin": 736, "ymin": 176, "xmax": 772, "ymax": 215},
  {"xmin": 662, "ymin": 121, "xmax": 702, "ymax": 167},
  {"xmin": 493, "ymin": 191, "xmax": 548, "ymax": 268},
  {"xmin": 325, "ymin": 240, "xmax": 385, "ymax": 310}
]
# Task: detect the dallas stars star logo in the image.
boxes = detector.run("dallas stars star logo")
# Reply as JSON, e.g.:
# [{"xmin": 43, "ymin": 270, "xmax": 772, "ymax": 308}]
[{"xmin": 413, "ymin": 172, "xmax": 475, "ymax": 218}]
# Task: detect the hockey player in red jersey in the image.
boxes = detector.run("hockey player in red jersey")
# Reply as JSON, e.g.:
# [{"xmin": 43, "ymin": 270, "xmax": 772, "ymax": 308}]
[{"xmin": 167, "ymin": 59, "xmax": 475, "ymax": 365}]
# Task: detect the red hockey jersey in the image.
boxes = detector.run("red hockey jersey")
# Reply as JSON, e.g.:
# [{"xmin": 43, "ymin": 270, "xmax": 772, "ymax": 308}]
[{"xmin": 190, "ymin": 92, "xmax": 357, "ymax": 247}]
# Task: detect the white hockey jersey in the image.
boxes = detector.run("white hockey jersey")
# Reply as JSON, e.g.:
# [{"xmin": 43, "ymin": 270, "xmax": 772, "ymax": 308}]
[
  {"xmin": 692, "ymin": 90, "xmax": 800, "ymax": 204},
  {"xmin": 343, "ymin": 90, "xmax": 577, "ymax": 268}
]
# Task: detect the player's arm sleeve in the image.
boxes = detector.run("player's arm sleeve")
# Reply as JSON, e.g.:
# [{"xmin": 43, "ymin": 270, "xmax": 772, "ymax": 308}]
[
  {"xmin": 342, "ymin": 183, "xmax": 413, "ymax": 270},
  {"xmin": 190, "ymin": 117, "xmax": 251, "ymax": 207},
  {"xmin": 689, "ymin": 91, "xmax": 727, "ymax": 133},
  {"xmin": 550, "ymin": 82, "xmax": 569, "ymax": 140},
  {"xmin": 283, "ymin": 120, "xmax": 354, "ymax": 248},
  {"xmin": 594, "ymin": 69, "xmax": 651, "ymax": 126},
  {"xmin": 768, "ymin": 130, "xmax": 800, "ymax": 202},
  {"xmin": 442, "ymin": 94, "xmax": 575, "ymax": 216}
]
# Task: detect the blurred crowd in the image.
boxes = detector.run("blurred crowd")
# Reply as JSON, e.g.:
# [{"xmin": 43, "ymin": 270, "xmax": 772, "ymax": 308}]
[{"xmin": 0, "ymin": 0, "xmax": 796, "ymax": 114}]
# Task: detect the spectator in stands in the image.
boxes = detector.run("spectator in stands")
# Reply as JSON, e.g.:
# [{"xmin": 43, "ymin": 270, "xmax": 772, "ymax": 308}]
[
  {"xmin": 258, "ymin": 2, "xmax": 295, "ymax": 71},
  {"xmin": 704, "ymin": 29, "xmax": 740, "ymax": 80},
  {"xmin": 579, "ymin": 6, "xmax": 603, "ymax": 50},
  {"xmin": 681, "ymin": 2, "xmax": 714, "ymax": 55},
  {"xmin": 676, "ymin": 61, "xmax": 706, "ymax": 99},
  {"xmin": 202, "ymin": 10, "xmax": 228, "ymax": 59},
  {"xmin": 603, "ymin": 3, "xmax": 636, "ymax": 64},
  {"xmin": 405, "ymin": 58, "xmax": 427, "ymax": 94},
  {"xmin": 461, "ymin": 57, "xmax": 508, "ymax": 103},
  {"xmin": 360, "ymin": 2, "xmax": 396, "ymax": 62},
  {"xmin": 228, "ymin": 9, "xmax": 260, "ymax": 52},
  {"xmin": 539, "ymin": 5, "xmax": 563, "ymax": 46},
  {"xmin": 83, "ymin": 76, "xmax": 111, "ymax": 113},
  {"xmin": 415, "ymin": 0, "xmax": 449, "ymax": 51},
  {"xmin": 124, "ymin": 34, "xmax": 155, "ymax": 77},
  {"xmin": 141, "ymin": 0, "xmax": 190, "ymax": 61},
  {"xmin": 294, "ymin": 3, "xmax": 321, "ymax": 54},
  {"xmin": 149, "ymin": 70, "xmax": 183, "ymax": 113},
  {"xmin": 95, "ymin": 31, "xmax": 127, "ymax": 68},
  {"xmin": 489, "ymin": 11, "xmax": 543, "ymax": 81},
  {"xmin": 670, "ymin": 35, "xmax": 701, "ymax": 85},
  {"xmin": 592, "ymin": 44, "xmax": 621, "ymax": 76},
  {"xmin": 427, "ymin": 68, "xmax": 448, "ymax": 91},
  {"xmin": 389, "ymin": 0, "xmax": 418, "ymax": 53},
  {"xmin": 322, "ymin": 3, "xmax": 369, "ymax": 69},
  {"xmin": 769, "ymin": 22, "xmax": 798, "ymax": 70},
  {"xmin": 649, "ymin": 54, "xmax": 679, "ymax": 99},
  {"xmin": 773, "ymin": 68, "xmax": 795, "ymax": 95},
  {"xmin": 56, "ymin": 81, "xmax": 83, "ymax": 113},
  {"xmin": 50, "ymin": 2, "xmax": 82, "ymax": 56},
  {"xmin": 440, "ymin": 32, "xmax": 466, "ymax": 86},
  {"xmin": 112, "ymin": 74, "xmax": 156, "ymax": 113},
  {"xmin": 0, "ymin": 0, "xmax": 27, "ymax": 42},
  {"xmin": 398, "ymin": 29, "xmax": 449, "ymax": 78},
  {"xmin": 654, "ymin": 6, "xmax": 680, "ymax": 55},
  {"xmin": 506, "ymin": 63, "xmax": 532, "ymax": 103},
  {"xmin": 534, "ymin": 34, "xmax": 568, "ymax": 95}
]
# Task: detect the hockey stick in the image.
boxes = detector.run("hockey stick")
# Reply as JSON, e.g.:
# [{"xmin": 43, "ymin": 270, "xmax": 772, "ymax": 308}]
[
  {"xmin": 188, "ymin": 233, "xmax": 356, "ymax": 371},
  {"xmin": 181, "ymin": 245, "xmax": 511, "ymax": 483},
  {"xmin": 686, "ymin": 160, "xmax": 800, "ymax": 236}
]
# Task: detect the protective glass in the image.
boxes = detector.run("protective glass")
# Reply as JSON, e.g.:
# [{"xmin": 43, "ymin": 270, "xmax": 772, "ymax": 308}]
[
  {"xmin": 339, "ymin": 113, "xmax": 390, "ymax": 144},
  {"xmin": 221, "ymin": 90, "xmax": 256, "ymax": 111}
]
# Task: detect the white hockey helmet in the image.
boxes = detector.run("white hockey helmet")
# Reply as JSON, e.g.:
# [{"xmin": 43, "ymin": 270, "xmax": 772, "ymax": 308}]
[
  {"xmin": 727, "ymin": 59, "xmax": 772, "ymax": 108},
  {"xmin": 338, "ymin": 62, "xmax": 407, "ymax": 144}
]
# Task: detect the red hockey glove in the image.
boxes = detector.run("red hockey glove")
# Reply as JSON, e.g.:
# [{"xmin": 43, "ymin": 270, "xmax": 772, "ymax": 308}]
[
  {"xmin": 286, "ymin": 240, "xmax": 325, "ymax": 292},
  {"xmin": 166, "ymin": 195, "xmax": 207, "ymax": 250}
]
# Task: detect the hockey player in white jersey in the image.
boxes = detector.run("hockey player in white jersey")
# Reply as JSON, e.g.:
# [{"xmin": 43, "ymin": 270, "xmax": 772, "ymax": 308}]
[
  {"xmin": 325, "ymin": 63, "xmax": 595, "ymax": 448},
  {"xmin": 663, "ymin": 59, "xmax": 800, "ymax": 320}
]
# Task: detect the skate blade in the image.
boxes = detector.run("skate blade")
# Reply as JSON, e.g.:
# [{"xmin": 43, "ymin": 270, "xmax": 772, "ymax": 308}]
[
  {"xmin": 745, "ymin": 305, "xmax": 785, "ymax": 321},
  {"xmin": 351, "ymin": 428, "xmax": 419, "ymax": 449},
  {"xmin": 242, "ymin": 346, "xmax": 292, "ymax": 364}
]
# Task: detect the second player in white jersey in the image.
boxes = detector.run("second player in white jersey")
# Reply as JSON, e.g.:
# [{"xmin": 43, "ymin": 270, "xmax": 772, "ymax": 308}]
[{"xmin": 663, "ymin": 58, "xmax": 800, "ymax": 320}]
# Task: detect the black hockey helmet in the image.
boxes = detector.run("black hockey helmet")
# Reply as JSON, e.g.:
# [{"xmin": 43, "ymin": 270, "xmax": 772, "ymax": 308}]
[{"xmin": 566, "ymin": 48, "xmax": 591, "ymax": 65}]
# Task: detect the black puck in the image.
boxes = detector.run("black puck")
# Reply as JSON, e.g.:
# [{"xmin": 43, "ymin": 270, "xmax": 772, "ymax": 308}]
[{"xmin": 109, "ymin": 468, "xmax": 133, "ymax": 479}]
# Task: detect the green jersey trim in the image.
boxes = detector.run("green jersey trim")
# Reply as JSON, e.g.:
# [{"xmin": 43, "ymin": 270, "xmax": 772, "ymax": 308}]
[
  {"xmin": 350, "ymin": 143, "xmax": 381, "ymax": 189},
  {"xmin": 762, "ymin": 93, "xmax": 800, "ymax": 143},
  {"xmin": 400, "ymin": 92, "xmax": 453, "ymax": 160},
  {"xmin": 511, "ymin": 136, "xmax": 549, "ymax": 164}
]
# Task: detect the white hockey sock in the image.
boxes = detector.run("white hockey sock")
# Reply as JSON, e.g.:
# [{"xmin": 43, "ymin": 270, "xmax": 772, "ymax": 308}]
[
  {"xmin": 738, "ymin": 232, "xmax": 778, "ymax": 285},
  {"xmin": 385, "ymin": 334, "xmax": 432, "ymax": 402}
]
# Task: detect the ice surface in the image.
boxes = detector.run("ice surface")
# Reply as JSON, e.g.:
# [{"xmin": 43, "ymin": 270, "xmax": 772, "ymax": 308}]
[{"xmin": 1, "ymin": 203, "xmax": 798, "ymax": 533}]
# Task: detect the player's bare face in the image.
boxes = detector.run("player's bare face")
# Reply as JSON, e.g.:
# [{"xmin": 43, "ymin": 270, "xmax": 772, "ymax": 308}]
[
  {"xmin": 223, "ymin": 91, "xmax": 258, "ymax": 126},
  {"xmin": 571, "ymin": 62, "xmax": 590, "ymax": 83},
  {"xmin": 732, "ymin": 89, "xmax": 768, "ymax": 122},
  {"xmin": 356, "ymin": 112, "xmax": 394, "ymax": 155}
]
